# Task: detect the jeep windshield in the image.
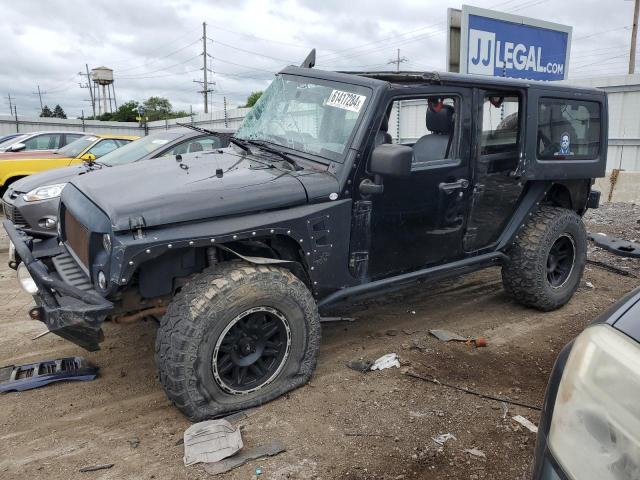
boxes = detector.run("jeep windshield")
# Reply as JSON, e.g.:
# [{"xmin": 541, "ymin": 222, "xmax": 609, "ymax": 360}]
[{"xmin": 235, "ymin": 74, "xmax": 370, "ymax": 163}]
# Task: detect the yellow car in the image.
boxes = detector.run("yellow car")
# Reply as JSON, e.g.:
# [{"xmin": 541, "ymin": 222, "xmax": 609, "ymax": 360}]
[{"xmin": 0, "ymin": 134, "xmax": 139, "ymax": 188}]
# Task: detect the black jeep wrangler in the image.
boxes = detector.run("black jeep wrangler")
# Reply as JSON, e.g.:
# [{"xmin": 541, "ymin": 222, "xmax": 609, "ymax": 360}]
[{"xmin": 5, "ymin": 61, "xmax": 606, "ymax": 420}]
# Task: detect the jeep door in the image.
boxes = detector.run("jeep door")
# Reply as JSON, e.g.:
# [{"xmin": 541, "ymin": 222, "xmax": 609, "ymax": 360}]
[
  {"xmin": 365, "ymin": 87, "xmax": 473, "ymax": 279},
  {"xmin": 463, "ymin": 90, "xmax": 525, "ymax": 252}
]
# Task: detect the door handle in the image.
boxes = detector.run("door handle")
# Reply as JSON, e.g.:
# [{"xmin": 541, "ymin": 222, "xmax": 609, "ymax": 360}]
[{"xmin": 439, "ymin": 179, "xmax": 469, "ymax": 194}]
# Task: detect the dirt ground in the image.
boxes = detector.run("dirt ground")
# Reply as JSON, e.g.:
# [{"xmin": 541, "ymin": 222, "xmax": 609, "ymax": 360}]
[{"xmin": 1, "ymin": 203, "xmax": 640, "ymax": 480}]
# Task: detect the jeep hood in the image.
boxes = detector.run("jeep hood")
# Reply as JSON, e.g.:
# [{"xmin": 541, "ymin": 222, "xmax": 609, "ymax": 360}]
[{"xmin": 68, "ymin": 150, "xmax": 336, "ymax": 232}]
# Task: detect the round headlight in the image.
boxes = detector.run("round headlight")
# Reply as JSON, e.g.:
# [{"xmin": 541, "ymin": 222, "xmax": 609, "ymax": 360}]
[
  {"xmin": 102, "ymin": 233, "xmax": 112, "ymax": 253},
  {"xmin": 17, "ymin": 263, "xmax": 38, "ymax": 294},
  {"xmin": 97, "ymin": 270, "xmax": 107, "ymax": 290}
]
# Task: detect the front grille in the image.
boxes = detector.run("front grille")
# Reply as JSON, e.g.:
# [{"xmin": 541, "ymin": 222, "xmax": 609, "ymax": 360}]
[
  {"xmin": 64, "ymin": 209, "xmax": 90, "ymax": 267},
  {"xmin": 2, "ymin": 200, "xmax": 25, "ymax": 225}
]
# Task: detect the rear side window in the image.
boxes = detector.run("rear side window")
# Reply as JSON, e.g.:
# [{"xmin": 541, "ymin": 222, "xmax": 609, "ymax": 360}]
[
  {"xmin": 480, "ymin": 95, "xmax": 520, "ymax": 156},
  {"xmin": 537, "ymin": 98, "xmax": 601, "ymax": 159},
  {"xmin": 24, "ymin": 133, "xmax": 62, "ymax": 150}
]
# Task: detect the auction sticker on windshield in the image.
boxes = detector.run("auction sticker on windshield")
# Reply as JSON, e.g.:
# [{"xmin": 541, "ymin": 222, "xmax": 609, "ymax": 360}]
[{"xmin": 326, "ymin": 90, "xmax": 366, "ymax": 113}]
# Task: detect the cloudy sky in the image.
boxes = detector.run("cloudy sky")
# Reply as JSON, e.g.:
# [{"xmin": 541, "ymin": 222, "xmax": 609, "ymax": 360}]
[{"xmin": 1, "ymin": 0, "xmax": 636, "ymax": 118}]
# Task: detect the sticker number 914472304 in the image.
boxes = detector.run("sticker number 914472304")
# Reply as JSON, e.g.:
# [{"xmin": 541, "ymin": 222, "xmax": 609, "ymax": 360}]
[{"xmin": 325, "ymin": 90, "xmax": 366, "ymax": 113}]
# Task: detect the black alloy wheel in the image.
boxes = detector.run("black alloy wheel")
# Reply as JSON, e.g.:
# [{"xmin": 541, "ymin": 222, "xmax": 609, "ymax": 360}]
[
  {"xmin": 212, "ymin": 306, "xmax": 291, "ymax": 394},
  {"xmin": 546, "ymin": 234, "xmax": 576, "ymax": 288}
]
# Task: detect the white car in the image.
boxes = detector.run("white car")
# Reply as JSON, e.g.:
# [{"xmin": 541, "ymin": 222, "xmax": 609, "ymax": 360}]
[{"xmin": 0, "ymin": 131, "xmax": 88, "ymax": 153}]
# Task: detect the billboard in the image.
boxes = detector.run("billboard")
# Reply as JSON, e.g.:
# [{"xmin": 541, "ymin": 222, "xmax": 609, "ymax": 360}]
[{"xmin": 456, "ymin": 5, "xmax": 572, "ymax": 81}]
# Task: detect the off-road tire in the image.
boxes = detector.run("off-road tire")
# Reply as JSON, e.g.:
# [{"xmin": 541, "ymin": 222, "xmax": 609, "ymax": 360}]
[
  {"xmin": 155, "ymin": 261, "xmax": 320, "ymax": 421},
  {"xmin": 501, "ymin": 206, "xmax": 587, "ymax": 311}
]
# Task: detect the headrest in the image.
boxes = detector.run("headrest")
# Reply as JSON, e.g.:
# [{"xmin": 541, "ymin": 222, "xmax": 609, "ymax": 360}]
[
  {"xmin": 426, "ymin": 104, "xmax": 454, "ymax": 135},
  {"xmin": 380, "ymin": 113, "xmax": 389, "ymax": 133}
]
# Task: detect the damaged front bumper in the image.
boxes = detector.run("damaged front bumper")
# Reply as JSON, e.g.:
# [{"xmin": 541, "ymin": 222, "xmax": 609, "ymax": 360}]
[{"xmin": 3, "ymin": 220, "xmax": 113, "ymax": 351}]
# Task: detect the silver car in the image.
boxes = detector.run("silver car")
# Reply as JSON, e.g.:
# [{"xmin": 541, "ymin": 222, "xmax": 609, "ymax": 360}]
[
  {"xmin": 2, "ymin": 127, "xmax": 234, "ymax": 235},
  {"xmin": 0, "ymin": 131, "xmax": 87, "ymax": 153}
]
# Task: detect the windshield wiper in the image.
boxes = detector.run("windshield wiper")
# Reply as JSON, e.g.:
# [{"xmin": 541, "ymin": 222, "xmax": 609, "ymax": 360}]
[
  {"xmin": 176, "ymin": 122, "xmax": 252, "ymax": 153},
  {"xmin": 228, "ymin": 136, "xmax": 252, "ymax": 153},
  {"xmin": 246, "ymin": 140, "xmax": 302, "ymax": 171}
]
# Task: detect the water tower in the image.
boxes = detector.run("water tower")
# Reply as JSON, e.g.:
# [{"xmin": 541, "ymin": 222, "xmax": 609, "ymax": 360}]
[{"xmin": 91, "ymin": 66, "xmax": 117, "ymax": 115}]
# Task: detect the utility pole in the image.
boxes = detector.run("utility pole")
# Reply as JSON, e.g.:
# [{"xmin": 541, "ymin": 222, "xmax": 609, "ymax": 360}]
[
  {"xmin": 203, "ymin": 22, "xmax": 208, "ymax": 113},
  {"xmin": 194, "ymin": 22, "xmax": 215, "ymax": 114},
  {"xmin": 78, "ymin": 64, "xmax": 96, "ymax": 118},
  {"xmin": 223, "ymin": 96, "xmax": 228, "ymax": 127},
  {"xmin": 388, "ymin": 48, "xmax": 408, "ymax": 73},
  {"xmin": 6, "ymin": 93, "xmax": 13, "ymax": 116},
  {"xmin": 631, "ymin": 0, "xmax": 640, "ymax": 74},
  {"xmin": 33, "ymin": 85, "xmax": 44, "ymax": 112}
]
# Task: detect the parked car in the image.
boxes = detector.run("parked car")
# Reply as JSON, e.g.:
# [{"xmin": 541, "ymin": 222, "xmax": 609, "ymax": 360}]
[
  {"xmin": 2, "ymin": 127, "xmax": 233, "ymax": 234},
  {"xmin": 4, "ymin": 60, "xmax": 606, "ymax": 420},
  {"xmin": 532, "ymin": 287, "xmax": 640, "ymax": 480},
  {"xmin": 0, "ymin": 131, "xmax": 87, "ymax": 153},
  {"xmin": 0, "ymin": 133, "xmax": 139, "ymax": 191},
  {"xmin": 0, "ymin": 133, "xmax": 26, "ymax": 146}
]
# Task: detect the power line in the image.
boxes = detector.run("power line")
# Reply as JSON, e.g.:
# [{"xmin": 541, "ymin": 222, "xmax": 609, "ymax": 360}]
[
  {"xmin": 574, "ymin": 25, "xmax": 629, "ymax": 41},
  {"xmin": 572, "ymin": 53, "xmax": 629, "ymax": 70},
  {"xmin": 319, "ymin": 0, "xmax": 538, "ymax": 64},
  {"xmin": 321, "ymin": 22, "xmax": 445, "ymax": 61},
  {"xmin": 206, "ymin": 37, "xmax": 296, "ymax": 64},
  {"xmin": 321, "ymin": 27, "xmax": 447, "ymax": 64},
  {"xmin": 115, "ymin": 68, "xmax": 202, "ymax": 80},
  {"xmin": 508, "ymin": 0, "xmax": 550, "ymax": 13},
  {"xmin": 108, "ymin": 30, "xmax": 195, "ymax": 69},
  {"xmin": 117, "ymin": 53, "xmax": 201, "ymax": 78},
  {"xmin": 212, "ymin": 56, "xmax": 277, "ymax": 74},
  {"xmin": 117, "ymin": 38, "xmax": 201, "ymax": 73},
  {"xmin": 204, "ymin": 23, "xmax": 314, "ymax": 50}
]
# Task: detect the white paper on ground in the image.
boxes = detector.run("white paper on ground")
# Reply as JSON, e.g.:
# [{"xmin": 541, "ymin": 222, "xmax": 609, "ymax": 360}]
[
  {"xmin": 183, "ymin": 419, "xmax": 243, "ymax": 466},
  {"xmin": 370, "ymin": 353, "xmax": 401, "ymax": 370}
]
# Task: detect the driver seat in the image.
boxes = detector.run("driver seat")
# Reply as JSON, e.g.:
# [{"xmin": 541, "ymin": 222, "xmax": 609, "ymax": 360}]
[{"xmin": 413, "ymin": 104, "xmax": 454, "ymax": 162}]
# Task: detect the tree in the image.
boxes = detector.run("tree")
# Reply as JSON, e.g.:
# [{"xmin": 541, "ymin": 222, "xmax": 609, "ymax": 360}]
[
  {"xmin": 97, "ymin": 112, "xmax": 114, "ymax": 121},
  {"xmin": 40, "ymin": 105, "xmax": 52, "ymax": 118},
  {"xmin": 84, "ymin": 97, "xmax": 187, "ymax": 122},
  {"xmin": 143, "ymin": 96, "xmax": 172, "ymax": 121},
  {"xmin": 52, "ymin": 104, "xmax": 67, "ymax": 119},
  {"xmin": 245, "ymin": 91, "xmax": 263, "ymax": 108},
  {"xmin": 111, "ymin": 100, "xmax": 140, "ymax": 122}
]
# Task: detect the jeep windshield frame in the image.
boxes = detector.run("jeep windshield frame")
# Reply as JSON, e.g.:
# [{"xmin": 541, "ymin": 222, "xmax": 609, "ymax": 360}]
[{"xmin": 234, "ymin": 73, "xmax": 373, "ymax": 165}]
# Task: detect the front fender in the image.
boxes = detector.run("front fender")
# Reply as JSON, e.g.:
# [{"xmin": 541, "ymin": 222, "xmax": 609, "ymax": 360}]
[{"xmin": 111, "ymin": 199, "xmax": 355, "ymax": 299}]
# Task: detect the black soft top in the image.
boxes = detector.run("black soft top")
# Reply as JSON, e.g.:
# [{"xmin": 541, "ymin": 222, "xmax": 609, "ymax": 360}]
[{"xmin": 279, "ymin": 66, "xmax": 604, "ymax": 97}]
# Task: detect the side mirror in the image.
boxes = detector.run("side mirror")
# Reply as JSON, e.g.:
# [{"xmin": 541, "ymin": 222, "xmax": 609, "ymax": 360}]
[
  {"xmin": 369, "ymin": 144, "xmax": 413, "ymax": 178},
  {"xmin": 9, "ymin": 142, "xmax": 25, "ymax": 152},
  {"xmin": 80, "ymin": 153, "xmax": 96, "ymax": 162}
]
